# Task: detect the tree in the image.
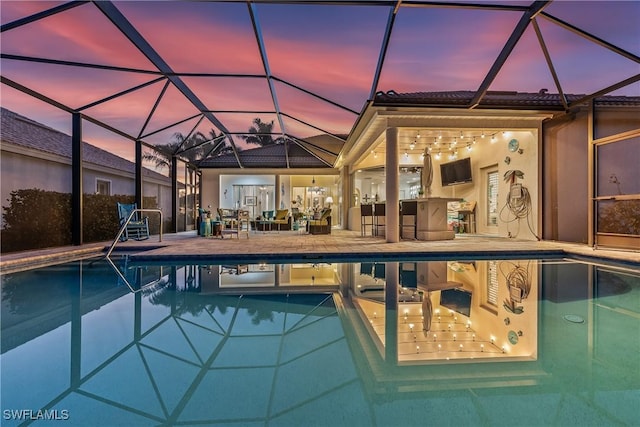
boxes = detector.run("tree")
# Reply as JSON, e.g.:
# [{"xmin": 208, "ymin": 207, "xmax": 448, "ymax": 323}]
[
  {"xmin": 242, "ymin": 118, "xmax": 285, "ymax": 146},
  {"xmin": 143, "ymin": 129, "xmax": 231, "ymax": 171}
]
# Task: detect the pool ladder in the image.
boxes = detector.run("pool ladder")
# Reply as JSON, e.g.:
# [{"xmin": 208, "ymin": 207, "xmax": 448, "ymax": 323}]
[{"xmin": 105, "ymin": 208, "xmax": 163, "ymax": 258}]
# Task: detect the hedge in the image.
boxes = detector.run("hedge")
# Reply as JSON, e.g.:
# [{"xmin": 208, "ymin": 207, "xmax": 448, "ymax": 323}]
[{"xmin": 1, "ymin": 189, "xmax": 162, "ymax": 253}]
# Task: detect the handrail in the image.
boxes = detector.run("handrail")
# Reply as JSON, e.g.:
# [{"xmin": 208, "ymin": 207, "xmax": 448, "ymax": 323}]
[
  {"xmin": 105, "ymin": 208, "xmax": 163, "ymax": 258},
  {"xmin": 104, "ymin": 255, "xmax": 168, "ymax": 293}
]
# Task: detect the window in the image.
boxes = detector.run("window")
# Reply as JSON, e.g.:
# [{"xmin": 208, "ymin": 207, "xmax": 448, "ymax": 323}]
[
  {"xmin": 487, "ymin": 261, "xmax": 498, "ymax": 307},
  {"xmin": 96, "ymin": 179, "xmax": 111, "ymax": 196},
  {"xmin": 487, "ymin": 170, "xmax": 499, "ymax": 226}
]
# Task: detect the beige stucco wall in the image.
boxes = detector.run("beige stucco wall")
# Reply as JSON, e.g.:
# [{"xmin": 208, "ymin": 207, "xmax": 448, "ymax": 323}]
[{"xmin": 542, "ymin": 111, "xmax": 589, "ymax": 244}]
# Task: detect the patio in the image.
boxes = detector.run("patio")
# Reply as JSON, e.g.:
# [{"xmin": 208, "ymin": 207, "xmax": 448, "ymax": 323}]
[{"xmin": 2, "ymin": 229, "xmax": 638, "ymax": 274}]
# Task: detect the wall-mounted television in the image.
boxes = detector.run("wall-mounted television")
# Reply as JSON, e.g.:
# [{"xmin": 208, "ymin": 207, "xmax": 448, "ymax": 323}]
[
  {"xmin": 440, "ymin": 288, "xmax": 472, "ymax": 317},
  {"xmin": 440, "ymin": 157, "xmax": 472, "ymax": 186}
]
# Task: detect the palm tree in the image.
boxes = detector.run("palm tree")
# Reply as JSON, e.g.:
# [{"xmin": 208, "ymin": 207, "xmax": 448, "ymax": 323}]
[
  {"xmin": 143, "ymin": 129, "xmax": 231, "ymax": 171},
  {"xmin": 242, "ymin": 118, "xmax": 284, "ymax": 146}
]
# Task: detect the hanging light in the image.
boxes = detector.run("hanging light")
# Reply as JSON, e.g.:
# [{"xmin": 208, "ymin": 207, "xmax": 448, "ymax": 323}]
[
  {"xmin": 416, "ymin": 131, "xmax": 421, "ymax": 139},
  {"xmin": 409, "ymin": 141, "xmax": 415, "ymax": 150}
]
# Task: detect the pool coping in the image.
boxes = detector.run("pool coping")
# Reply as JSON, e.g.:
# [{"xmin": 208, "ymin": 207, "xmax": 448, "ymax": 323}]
[{"xmin": 1, "ymin": 231, "xmax": 638, "ymax": 274}]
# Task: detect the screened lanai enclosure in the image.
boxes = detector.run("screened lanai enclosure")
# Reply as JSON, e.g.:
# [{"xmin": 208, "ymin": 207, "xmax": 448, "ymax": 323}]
[{"xmin": 1, "ymin": 1, "xmax": 639, "ymax": 252}]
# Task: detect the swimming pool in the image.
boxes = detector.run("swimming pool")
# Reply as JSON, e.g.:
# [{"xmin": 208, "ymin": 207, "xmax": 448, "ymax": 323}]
[{"xmin": 1, "ymin": 256, "xmax": 638, "ymax": 426}]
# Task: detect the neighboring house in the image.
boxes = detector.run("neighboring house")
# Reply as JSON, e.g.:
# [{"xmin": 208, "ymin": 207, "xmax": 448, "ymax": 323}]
[{"xmin": 0, "ymin": 107, "xmax": 172, "ymax": 222}]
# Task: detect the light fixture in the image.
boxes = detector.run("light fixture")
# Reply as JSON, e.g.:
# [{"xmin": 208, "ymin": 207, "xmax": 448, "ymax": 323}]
[
  {"xmin": 416, "ymin": 131, "xmax": 421, "ymax": 139},
  {"xmin": 409, "ymin": 141, "xmax": 415, "ymax": 150},
  {"xmin": 404, "ymin": 151, "xmax": 409, "ymax": 158},
  {"xmin": 325, "ymin": 196, "xmax": 333, "ymax": 208},
  {"xmin": 312, "ymin": 176, "xmax": 316, "ymax": 185}
]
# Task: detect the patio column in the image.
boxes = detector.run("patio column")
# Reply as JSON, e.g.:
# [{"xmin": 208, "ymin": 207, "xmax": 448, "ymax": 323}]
[
  {"xmin": 275, "ymin": 174, "xmax": 281, "ymax": 210},
  {"xmin": 386, "ymin": 127, "xmax": 400, "ymax": 243},
  {"xmin": 135, "ymin": 140, "xmax": 143, "ymax": 207},
  {"xmin": 71, "ymin": 112, "xmax": 83, "ymax": 245},
  {"xmin": 170, "ymin": 156, "xmax": 178, "ymax": 233},
  {"xmin": 385, "ymin": 261, "xmax": 399, "ymax": 364}
]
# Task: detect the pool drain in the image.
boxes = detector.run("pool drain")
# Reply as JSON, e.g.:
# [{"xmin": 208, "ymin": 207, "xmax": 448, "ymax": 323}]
[{"xmin": 563, "ymin": 314, "xmax": 585, "ymax": 324}]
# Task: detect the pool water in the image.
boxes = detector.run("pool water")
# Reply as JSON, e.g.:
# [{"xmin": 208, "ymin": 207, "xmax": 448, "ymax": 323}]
[{"xmin": 1, "ymin": 257, "xmax": 639, "ymax": 426}]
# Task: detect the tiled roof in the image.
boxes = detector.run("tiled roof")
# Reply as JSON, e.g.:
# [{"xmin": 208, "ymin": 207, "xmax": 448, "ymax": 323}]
[
  {"xmin": 199, "ymin": 142, "xmax": 331, "ymax": 168},
  {"xmin": 1, "ymin": 108, "xmax": 167, "ymax": 180},
  {"xmin": 373, "ymin": 90, "xmax": 640, "ymax": 108}
]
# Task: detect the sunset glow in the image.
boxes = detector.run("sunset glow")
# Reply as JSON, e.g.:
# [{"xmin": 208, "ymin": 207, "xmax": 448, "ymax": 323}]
[{"xmin": 1, "ymin": 1, "xmax": 638, "ymax": 162}]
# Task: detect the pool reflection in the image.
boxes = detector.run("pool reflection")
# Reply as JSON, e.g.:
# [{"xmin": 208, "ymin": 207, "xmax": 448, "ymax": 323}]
[
  {"xmin": 352, "ymin": 260, "xmax": 539, "ymax": 364},
  {"xmin": 2, "ymin": 257, "xmax": 638, "ymax": 426}
]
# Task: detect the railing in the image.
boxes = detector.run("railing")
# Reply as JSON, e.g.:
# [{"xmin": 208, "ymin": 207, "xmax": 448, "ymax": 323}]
[
  {"xmin": 103, "ymin": 255, "xmax": 168, "ymax": 293},
  {"xmin": 105, "ymin": 208, "xmax": 163, "ymax": 258}
]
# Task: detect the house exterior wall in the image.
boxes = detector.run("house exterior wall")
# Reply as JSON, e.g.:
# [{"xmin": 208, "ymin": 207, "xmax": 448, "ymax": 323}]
[
  {"xmin": 1, "ymin": 149, "xmax": 73, "ymax": 205},
  {"xmin": 1, "ymin": 146, "xmax": 138, "ymax": 204},
  {"xmin": 430, "ymin": 130, "xmax": 539, "ymax": 239},
  {"xmin": 1, "ymin": 140, "xmax": 172, "ymax": 249},
  {"xmin": 542, "ymin": 110, "xmax": 589, "ymax": 244}
]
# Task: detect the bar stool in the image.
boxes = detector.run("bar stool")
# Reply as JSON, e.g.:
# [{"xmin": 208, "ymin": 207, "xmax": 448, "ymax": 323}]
[
  {"xmin": 373, "ymin": 202, "xmax": 386, "ymax": 237},
  {"xmin": 360, "ymin": 204, "xmax": 374, "ymax": 236}
]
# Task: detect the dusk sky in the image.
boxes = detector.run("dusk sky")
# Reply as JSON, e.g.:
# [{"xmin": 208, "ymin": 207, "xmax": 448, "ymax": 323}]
[{"xmin": 1, "ymin": 0, "xmax": 639, "ymax": 161}]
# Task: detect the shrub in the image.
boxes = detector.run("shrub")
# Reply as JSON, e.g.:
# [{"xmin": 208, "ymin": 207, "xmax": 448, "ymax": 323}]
[{"xmin": 1, "ymin": 189, "xmax": 161, "ymax": 253}]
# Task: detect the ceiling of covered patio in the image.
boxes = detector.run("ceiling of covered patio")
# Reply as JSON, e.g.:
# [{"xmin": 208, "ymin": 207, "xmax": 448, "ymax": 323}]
[{"xmin": 1, "ymin": 1, "xmax": 638, "ymax": 170}]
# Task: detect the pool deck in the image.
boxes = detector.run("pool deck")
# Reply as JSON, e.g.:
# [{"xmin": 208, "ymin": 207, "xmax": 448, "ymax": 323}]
[{"xmin": 1, "ymin": 229, "xmax": 638, "ymax": 273}]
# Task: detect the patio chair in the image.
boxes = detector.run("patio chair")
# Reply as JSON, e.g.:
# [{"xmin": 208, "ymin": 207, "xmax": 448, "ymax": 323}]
[
  {"xmin": 308, "ymin": 208, "xmax": 331, "ymax": 235},
  {"xmin": 272, "ymin": 209, "xmax": 289, "ymax": 231},
  {"xmin": 117, "ymin": 202, "xmax": 149, "ymax": 241},
  {"xmin": 217, "ymin": 208, "xmax": 238, "ymax": 230}
]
